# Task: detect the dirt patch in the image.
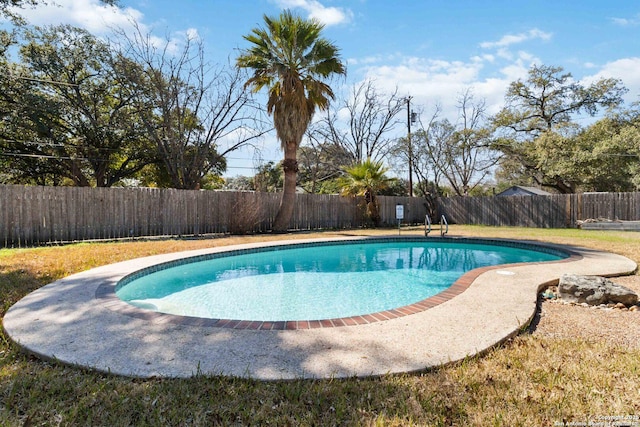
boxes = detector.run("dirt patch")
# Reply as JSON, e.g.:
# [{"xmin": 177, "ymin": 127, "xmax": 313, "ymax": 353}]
[{"xmin": 533, "ymin": 274, "xmax": 640, "ymax": 348}]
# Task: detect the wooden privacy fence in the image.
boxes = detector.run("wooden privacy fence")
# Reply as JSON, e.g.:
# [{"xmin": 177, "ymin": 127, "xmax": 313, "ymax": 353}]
[
  {"xmin": 6, "ymin": 185, "xmax": 638, "ymax": 247},
  {"xmin": 438, "ymin": 192, "xmax": 640, "ymax": 228},
  {"xmin": 0, "ymin": 185, "xmax": 426, "ymax": 247}
]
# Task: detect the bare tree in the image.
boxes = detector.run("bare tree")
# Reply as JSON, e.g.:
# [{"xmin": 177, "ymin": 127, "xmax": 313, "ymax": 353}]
[
  {"xmin": 411, "ymin": 90, "xmax": 500, "ymax": 197},
  {"xmin": 444, "ymin": 90, "xmax": 500, "ymax": 195},
  {"xmin": 390, "ymin": 104, "xmax": 450, "ymax": 215},
  {"xmin": 315, "ymin": 79, "xmax": 405, "ymax": 164},
  {"xmin": 114, "ymin": 24, "xmax": 270, "ymax": 189},
  {"xmin": 392, "ymin": 104, "xmax": 448, "ymax": 188}
]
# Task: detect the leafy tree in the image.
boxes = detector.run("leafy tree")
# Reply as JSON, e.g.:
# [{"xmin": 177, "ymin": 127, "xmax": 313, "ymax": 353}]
[
  {"xmin": 494, "ymin": 109, "xmax": 640, "ymax": 193},
  {"xmin": 223, "ymin": 175, "xmax": 254, "ymax": 191},
  {"xmin": 615, "ymin": 111, "xmax": 640, "ymax": 189},
  {"xmin": 493, "ymin": 155, "xmax": 534, "ymax": 190},
  {"xmin": 339, "ymin": 159, "xmax": 395, "ymax": 226},
  {"xmin": 378, "ymin": 177, "xmax": 409, "ymax": 197},
  {"xmin": 0, "ymin": 25, "xmax": 155, "ymax": 186},
  {"xmin": 561, "ymin": 112, "xmax": 640, "ymax": 192},
  {"xmin": 0, "ymin": 0, "xmax": 34, "ymax": 8},
  {"xmin": 237, "ymin": 10, "xmax": 346, "ymax": 232},
  {"xmin": 493, "ymin": 64, "xmax": 627, "ymax": 193},
  {"xmin": 315, "ymin": 178, "xmax": 344, "ymax": 194},
  {"xmin": 253, "ymin": 161, "xmax": 282, "ymax": 192},
  {"xmin": 1, "ymin": 0, "xmax": 116, "ymax": 7}
]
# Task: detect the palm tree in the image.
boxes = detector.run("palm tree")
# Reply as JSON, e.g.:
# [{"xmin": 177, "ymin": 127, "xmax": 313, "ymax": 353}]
[
  {"xmin": 339, "ymin": 159, "xmax": 395, "ymax": 226},
  {"xmin": 236, "ymin": 10, "xmax": 346, "ymax": 232}
]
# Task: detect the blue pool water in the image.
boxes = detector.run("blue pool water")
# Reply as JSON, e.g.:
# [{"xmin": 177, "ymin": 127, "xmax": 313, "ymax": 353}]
[{"xmin": 116, "ymin": 240, "xmax": 565, "ymax": 321}]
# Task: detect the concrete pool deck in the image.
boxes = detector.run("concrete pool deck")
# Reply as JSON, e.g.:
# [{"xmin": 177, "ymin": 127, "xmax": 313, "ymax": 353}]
[{"xmin": 3, "ymin": 236, "xmax": 637, "ymax": 380}]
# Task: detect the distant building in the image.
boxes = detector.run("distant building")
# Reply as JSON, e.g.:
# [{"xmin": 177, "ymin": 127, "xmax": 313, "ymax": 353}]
[{"xmin": 496, "ymin": 186, "xmax": 552, "ymax": 196}]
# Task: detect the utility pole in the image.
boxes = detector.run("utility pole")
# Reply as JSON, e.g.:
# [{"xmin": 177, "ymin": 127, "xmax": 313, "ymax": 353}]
[{"xmin": 406, "ymin": 96, "xmax": 416, "ymax": 197}]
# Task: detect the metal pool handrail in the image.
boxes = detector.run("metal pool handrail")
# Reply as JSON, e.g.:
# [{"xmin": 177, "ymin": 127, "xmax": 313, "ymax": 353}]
[
  {"xmin": 425, "ymin": 214, "xmax": 432, "ymax": 236},
  {"xmin": 425, "ymin": 214, "xmax": 448, "ymax": 237},
  {"xmin": 440, "ymin": 215, "xmax": 448, "ymax": 236}
]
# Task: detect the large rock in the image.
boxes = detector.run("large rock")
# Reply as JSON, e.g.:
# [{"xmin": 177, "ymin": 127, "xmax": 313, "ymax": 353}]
[{"xmin": 558, "ymin": 274, "xmax": 639, "ymax": 306}]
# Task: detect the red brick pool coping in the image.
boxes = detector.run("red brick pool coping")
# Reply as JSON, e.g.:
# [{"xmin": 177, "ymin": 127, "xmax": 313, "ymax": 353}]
[{"xmin": 96, "ymin": 239, "xmax": 582, "ymax": 330}]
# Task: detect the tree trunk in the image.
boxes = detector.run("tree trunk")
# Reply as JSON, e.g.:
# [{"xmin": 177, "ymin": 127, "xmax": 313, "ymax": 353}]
[
  {"xmin": 553, "ymin": 176, "xmax": 574, "ymax": 194},
  {"xmin": 368, "ymin": 194, "xmax": 381, "ymax": 226},
  {"xmin": 272, "ymin": 142, "xmax": 298, "ymax": 232},
  {"xmin": 69, "ymin": 160, "xmax": 91, "ymax": 187}
]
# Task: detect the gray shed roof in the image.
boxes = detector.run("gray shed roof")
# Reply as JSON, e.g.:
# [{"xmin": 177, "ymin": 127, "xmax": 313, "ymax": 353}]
[{"xmin": 496, "ymin": 186, "xmax": 552, "ymax": 196}]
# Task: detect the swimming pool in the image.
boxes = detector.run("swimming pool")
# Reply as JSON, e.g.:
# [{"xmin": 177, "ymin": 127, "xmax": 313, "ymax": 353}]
[
  {"xmin": 115, "ymin": 238, "xmax": 567, "ymax": 323},
  {"xmin": 8, "ymin": 235, "xmax": 635, "ymax": 379}
]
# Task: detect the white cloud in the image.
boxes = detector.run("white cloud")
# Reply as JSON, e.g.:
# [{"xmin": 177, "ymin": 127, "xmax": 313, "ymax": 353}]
[
  {"xmin": 185, "ymin": 28, "xmax": 200, "ymax": 41},
  {"xmin": 610, "ymin": 15, "xmax": 640, "ymax": 27},
  {"xmin": 347, "ymin": 53, "xmax": 402, "ymax": 66},
  {"xmin": 480, "ymin": 28, "xmax": 552, "ymax": 49},
  {"xmin": 347, "ymin": 55, "xmax": 380, "ymax": 66},
  {"xmin": 495, "ymin": 47, "xmax": 513, "ymax": 61},
  {"xmin": 354, "ymin": 46, "xmax": 543, "ymax": 122},
  {"xmin": 8, "ymin": 0, "xmax": 202, "ymax": 58},
  {"xmin": 359, "ymin": 58, "xmax": 488, "ymax": 121},
  {"xmin": 471, "ymin": 53, "xmax": 496, "ymax": 64},
  {"xmin": 581, "ymin": 57, "xmax": 640, "ymax": 104},
  {"xmin": 271, "ymin": 0, "xmax": 353, "ymax": 26},
  {"xmin": 11, "ymin": 0, "xmax": 143, "ymax": 36}
]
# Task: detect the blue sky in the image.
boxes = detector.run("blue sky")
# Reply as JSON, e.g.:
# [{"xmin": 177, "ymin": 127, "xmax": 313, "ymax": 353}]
[{"xmin": 5, "ymin": 0, "xmax": 640, "ymax": 176}]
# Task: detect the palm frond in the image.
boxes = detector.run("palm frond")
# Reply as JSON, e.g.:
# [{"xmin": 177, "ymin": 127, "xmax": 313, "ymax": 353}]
[{"xmin": 236, "ymin": 9, "xmax": 345, "ymax": 150}]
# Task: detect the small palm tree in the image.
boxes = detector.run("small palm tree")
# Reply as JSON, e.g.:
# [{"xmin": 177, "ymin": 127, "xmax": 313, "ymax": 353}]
[
  {"xmin": 339, "ymin": 159, "xmax": 395, "ymax": 226},
  {"xmin": 236, "ymin": 10, "xmax": 346, "ymax": 232}
]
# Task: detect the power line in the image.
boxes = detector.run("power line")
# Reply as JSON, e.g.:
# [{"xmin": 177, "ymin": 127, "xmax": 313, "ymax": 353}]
[
  {"xmin": 0, "ymin": 152, "xmax": 111, "ymax": 162},
  {"xmin": 225, "ymin": 165, "xmax": 259, "ymax": 170},
  {"xmin": 11, "ymin": 75, "xmax": 79, "ymax": 87},
  {"xmin": 0, "ymin": 139, "xmax": 272, "ymax": 159},
  {"xmin": 0, "ymin": 152, "xmax": 277, "ymax": 170}
]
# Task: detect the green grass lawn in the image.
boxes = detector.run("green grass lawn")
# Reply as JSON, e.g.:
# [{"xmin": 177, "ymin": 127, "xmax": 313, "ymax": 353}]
[{"xmin": 1, "ymin": 226, "xmax": 639, "ymax": 426}]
